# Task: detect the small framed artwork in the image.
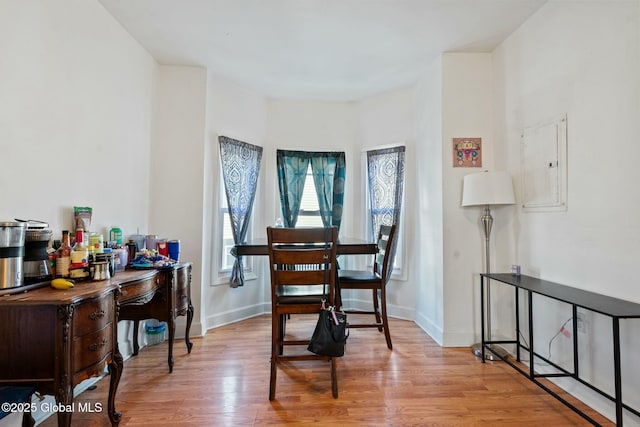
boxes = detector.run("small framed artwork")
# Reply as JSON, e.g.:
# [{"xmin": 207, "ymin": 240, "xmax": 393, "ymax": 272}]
[{"xmin": 453, "ymin": 137, "xmax": 482, "ymax": 167}]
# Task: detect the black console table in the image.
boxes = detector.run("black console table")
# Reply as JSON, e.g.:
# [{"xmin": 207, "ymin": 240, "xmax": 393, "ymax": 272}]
[{"xmin": 480, "ymin": 273, "xmax": 640, "ymax": 427}]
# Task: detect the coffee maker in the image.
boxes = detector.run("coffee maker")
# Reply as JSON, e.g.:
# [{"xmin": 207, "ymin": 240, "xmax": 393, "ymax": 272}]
[
  {"xmin": 0, "ymin": 221, "xmax": 27, "ymax": 289},
  {"xmin": 23, "ymin": 221, "xmax": 53, "ymax": 284}
]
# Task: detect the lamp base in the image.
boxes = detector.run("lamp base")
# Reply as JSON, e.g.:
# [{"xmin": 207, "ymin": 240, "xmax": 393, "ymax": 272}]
[{"xmin": 471, "ymin": 343, "xmax": 510, "ymax": 361}]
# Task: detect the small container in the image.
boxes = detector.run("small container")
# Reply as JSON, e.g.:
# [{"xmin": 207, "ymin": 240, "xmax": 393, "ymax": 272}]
[
  {"xmin": 113, "ymin": 247, "xmax": 128, "ymax": 271},
  {"xmin": 130, "ymin": 234, "xmax": 146, "ymax": 251},
  {"xmin": 157, "ymin": 239, "xmax": 168, "ymax": 257},
  {"xmin": 145, "ymin": 235, "xmax": 158, "ymax": 252},
  {"xmin": 95, "ymin": 251, "xmax": 116, "ymax": 277},
  {"xmin": 144, "ymin": 320, "xmax": 167, "ymax": 346},
  {"xmin": 511, "ymin": 264, "xmax": 521, "ymax": 276},
  {"xmin": 168, "ymin": 240, "xmax": 180, "ymax": 261},
  {"xmin": 109, "ymin": 227, "xmax": 123, "ymax": 246},
  {"xmin": 92, "ymin": 261, "xmax": 110, "ymax": 280},
  {"xmin": 89, "ymin": 233, "xmax": 104, "ymax": 254}
]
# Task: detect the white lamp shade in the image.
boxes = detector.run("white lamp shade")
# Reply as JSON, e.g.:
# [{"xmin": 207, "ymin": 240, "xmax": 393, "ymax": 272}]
[{"xmin": 461, "ymin": 171, "xmax": 516, "ymax": 207}]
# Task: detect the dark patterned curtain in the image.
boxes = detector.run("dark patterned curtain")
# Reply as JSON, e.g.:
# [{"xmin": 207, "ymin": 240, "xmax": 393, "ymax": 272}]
[
  {"xmin": 366, "ymin": 146, "xmax": 405, "ymax": 269},
  {"xmin": 219, "ymin": 136, "xmax": 262, "ymax": 288},
  {"xmin": 276, "ymin": 150, "xmax": 346, "ymax": 231}
]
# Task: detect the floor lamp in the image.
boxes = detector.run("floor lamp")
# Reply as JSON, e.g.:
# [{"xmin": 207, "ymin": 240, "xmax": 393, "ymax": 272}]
[{"xmin": 461, "ymin": 171, "xmax": 515, "ymax": 360}]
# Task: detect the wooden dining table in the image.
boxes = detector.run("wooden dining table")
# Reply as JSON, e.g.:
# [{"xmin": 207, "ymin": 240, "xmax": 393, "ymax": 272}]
[{"xmin": 233, "ymin": 236, "xmax": 378, "ymax": 257}]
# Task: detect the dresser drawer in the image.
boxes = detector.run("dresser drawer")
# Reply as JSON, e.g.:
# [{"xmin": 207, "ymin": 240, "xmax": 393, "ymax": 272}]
[
  {"xmin": 73, "ymin": 295, "xmax": 114, "ymax": 336},
  {"xmin": 173, "ymin": 265, "xmax": 191, "ymax": 313},
  {"xmin": 73, "ymin": 322, "xmax": 113, "ymax": 372},
  {"xmin": 119, "ymin": 276, "xmax": 159, "ymax": 305}
]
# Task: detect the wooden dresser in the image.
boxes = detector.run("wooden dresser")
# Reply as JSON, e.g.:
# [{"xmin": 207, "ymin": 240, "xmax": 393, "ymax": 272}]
[
  {"xmin": 118, "ymin": 262, "xmax": 194, "ymax": 372},
  {"xmin": 0, "ymin": 281, "xmax": 122, "ymax": 427},
  {"xmin": 0, "ymin": 262, "xmax": 193, "ymax": 426}
]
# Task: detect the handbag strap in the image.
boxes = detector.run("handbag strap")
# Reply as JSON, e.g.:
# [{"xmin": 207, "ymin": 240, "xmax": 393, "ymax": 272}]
[{"xmin": 322, "ymin": 226, "xmax": 330, "ymax": 302}]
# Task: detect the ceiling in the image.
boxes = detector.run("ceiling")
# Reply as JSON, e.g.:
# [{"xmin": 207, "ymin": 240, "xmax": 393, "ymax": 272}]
[{"xmin": 98, "ymin": 0, "xmax": 547, "ymax": 101}]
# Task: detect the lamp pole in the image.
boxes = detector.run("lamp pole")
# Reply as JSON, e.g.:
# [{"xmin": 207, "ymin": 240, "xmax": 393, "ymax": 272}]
[
  {"xmin": 481, "ymin": 205, "xmax": 493, "ymax": 342},
  {"xmin": 471, "ymin": 205, "xmax": 508, "ymax": 360}
]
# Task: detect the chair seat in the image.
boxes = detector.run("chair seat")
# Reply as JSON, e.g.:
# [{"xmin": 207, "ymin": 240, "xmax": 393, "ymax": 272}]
[
  {"xmin": 338, "ymin": 270, "xmax": 380, "ymax": 282},
  {"xmin": 277, "ymin": 285, "xmax": 328, "ymax": 305}
]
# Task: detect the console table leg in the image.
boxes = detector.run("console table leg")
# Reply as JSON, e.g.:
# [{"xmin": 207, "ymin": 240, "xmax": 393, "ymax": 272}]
[
  {"xmin": 613, "ymin": 317, "xmax": 623, "ymax": 427},
  {"xmin": 107, "ymin": 348, "xmax": 123, "ymax": 426},
  {"xmin": 185, "ymin": 299, "xmax": 194, "ymax": 353},
  {"xmin": 168, "ymin": 317, "xmax": 175, "ymax": 373},
  {"xmin": 527, "ymin": 290, "xmax": 534, "ymax": 379},
  {"xmin": 132, "ymin": 320, "xmax": 140, "ymax": 356},
  {"xmin": 480, "ymin": 276, "xmax": 486, "ymax": 362}
]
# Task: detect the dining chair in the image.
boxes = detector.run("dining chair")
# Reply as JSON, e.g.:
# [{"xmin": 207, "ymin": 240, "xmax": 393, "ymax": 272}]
[
  {"xmin": 337, "ymin": 224, "xmax": 397, "ymax": 350},
  {"xmin": 266, "ymin": 226, "xmax": 339, "ymax": 400}
]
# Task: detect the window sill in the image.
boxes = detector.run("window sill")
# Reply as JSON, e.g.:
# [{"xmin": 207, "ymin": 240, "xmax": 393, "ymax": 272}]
[{"xmin": 214, "ymin": 271, "xmax": 258, "ymax": 286}]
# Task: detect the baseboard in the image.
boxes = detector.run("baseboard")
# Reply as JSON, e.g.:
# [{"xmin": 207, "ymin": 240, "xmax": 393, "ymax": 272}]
[
  {"xmin": 414, "ymin": 311, "xmax": 443, "ymax": 346},
  {"xmin": 204, "ymin": 302, "xmax": 267, "ymax": 331}
]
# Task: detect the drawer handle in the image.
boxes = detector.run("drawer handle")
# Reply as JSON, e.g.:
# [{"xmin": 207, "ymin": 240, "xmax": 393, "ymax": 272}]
[
  {"xmin": 89, "ymin": 310, "xmax": 105, "ymax": 320},
  {"xmin": 89, "ymin": 338, "xmax": 108, "ymax": 352}
]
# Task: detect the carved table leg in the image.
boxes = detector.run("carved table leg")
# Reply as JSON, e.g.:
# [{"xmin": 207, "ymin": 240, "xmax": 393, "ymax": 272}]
[
  {"xmin": 185, "ymin": 298, "xmax": 194, "ymax": 353},
  {"xmin": 107, "ymin": 347, "xmax": 123, "ymax": 426},
  {"xmin": 167, "ymin": 316, "xmax": 175, "ymax": 373},
  {"xmin": 132, "ymin": 320, "xmax": 140, "ymax": 356},
  {"xmin": 56, "ymin": 377, "xmax": 73, "ymax": 427}
]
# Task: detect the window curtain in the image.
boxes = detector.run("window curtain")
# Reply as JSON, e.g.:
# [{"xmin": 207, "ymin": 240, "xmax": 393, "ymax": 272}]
[
  {"xmin": 311, "ymin": 153, "xmax": 345, "ymax": 230},
  {"xmin": 366, "ymin": 146, "xmax": 405, "ymax": 270},
  {"xmin": 276, "ymin": 150, "xmax": 346, "ymax": 231},
  {"xmin": 219, "ymin": 136, "xmax": 263, "ymax": 288}
]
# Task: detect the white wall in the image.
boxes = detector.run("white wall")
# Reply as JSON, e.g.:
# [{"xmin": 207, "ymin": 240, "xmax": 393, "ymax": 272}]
[
  {"xmin": 150, "ymin": 65, "xmax": 207, "ymax": 336},
  {"xmin": 0, "ymin": 1, "xmax": 157, "ymax": 419},
  {"xmin": 441, "ymin": 53, "xmax": 510, "ymax": 346},
  {"xmin": 414, "ymin": 59, "xmax": 445, "ymax": 343},
  {"xmin": 0, "ymin": 0, "xmax": 156, "ymax": 236},
  {"xmin": 203, "ymin": 74, "xmax": 269, "ymax": 328},
  {"xmin": 354, "ymin": 86, "xmax": 418, "ymax": 320},
  {"xmin": 493, "ymin": 0, "xmax": 640, "ymax": 423}
]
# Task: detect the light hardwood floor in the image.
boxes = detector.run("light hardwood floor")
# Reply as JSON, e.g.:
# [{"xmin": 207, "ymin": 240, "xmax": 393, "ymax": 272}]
[{"xmin": 39, "ymin": 314, "xmax": 613, "ymax": 426}]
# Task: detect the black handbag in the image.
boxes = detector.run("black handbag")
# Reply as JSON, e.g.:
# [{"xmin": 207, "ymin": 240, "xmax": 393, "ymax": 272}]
[{"xmin": 308, "ymin": 303, "xmax": 349, "ymax": 357}]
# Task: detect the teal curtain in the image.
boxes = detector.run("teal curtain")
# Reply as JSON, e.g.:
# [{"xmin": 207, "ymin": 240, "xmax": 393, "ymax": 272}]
[
  {"xmin": 277, "ymin": 150, "xmax": 345, "ymax": 231},
  {"xmin": 310, "ymin": 153, "xmax": 345, "ymax": 230},
  {"xmin": 276, "ymin": 151, "xmax": 310, "ymax": 227},
  {"xmin": 219, "ymin": 136, "xmax": 262, "ymax": 288}
]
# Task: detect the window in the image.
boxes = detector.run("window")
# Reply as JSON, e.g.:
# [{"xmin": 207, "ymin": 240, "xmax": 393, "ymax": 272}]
[
  {"xmin": 296, "ymin": 164, "xmax": 324, "ymax": 227},
  {"xmin": 218, "ymin": 136, "xmax": 262, "ymax": 287},
  {"xmin": 276, "ymin": 149, "xmax": 345, "ymax": 230},
  {"xmin": 218, "ymin": 176, "xmax": 249, "ymax": 272},
  {"xmin": 364, "ymin": 145, "xmax": 406, "ymax": 276},
  {"xmin": 365, "ymin": 183, "xmax": 405, "ymax": 273}
]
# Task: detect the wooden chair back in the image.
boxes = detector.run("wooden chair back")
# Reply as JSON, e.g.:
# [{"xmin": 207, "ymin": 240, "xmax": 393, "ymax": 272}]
[
  {"xmin": 373, "ymin": 224, "xmax": 397, "ymax": 284},
  {"xmin": 267, "ymin": 226, "xmax": 339, "ymax": 310}
]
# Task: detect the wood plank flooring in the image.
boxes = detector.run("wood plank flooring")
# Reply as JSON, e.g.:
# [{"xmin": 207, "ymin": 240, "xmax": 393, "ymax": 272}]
[{"xmin": 38, "ymin": 315, "xmax": 613, "ymax": 426}]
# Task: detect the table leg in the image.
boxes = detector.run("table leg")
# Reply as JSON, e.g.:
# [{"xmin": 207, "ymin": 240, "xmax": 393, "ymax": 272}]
[
  {"xmin": 613, "ymin": 317, "xmax": 623, "ymax": 426},
  {"xmin": 55, "ymin": 377, "xmax": 73, "ymax": 427},
  {"xmin": 168, "ymin": 315, "xmax": 175, "ymax": 373},
  {"xmin": 132, "ymin": 320, "xmax": 140, "ymax": 356},
  {"xmin": 480, "ymin": 276, "xmax": 486, "ymax": 362},
  {"xmin": 528, "ymin": 290, "xmax": 534, "ymax": 379},
  {"xmin": 515, "ymin": 287, "xmax": 521, "ymax": 362},
  {"xmin": 107, "ymin": 347, "xmax": 123, "ymax": 426},
  {"xmin": 185, "ymin": 298, "xmax": 194, "ymax": 353}
]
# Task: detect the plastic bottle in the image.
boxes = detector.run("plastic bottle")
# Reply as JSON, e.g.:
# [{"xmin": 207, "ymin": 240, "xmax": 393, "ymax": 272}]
[
  {"xmin": 109, "ymin": 226, "xmax": 123, "ymax": 246},
  {"xmin": 71, "ymin": 229, "xmax": 89, "ymax": 266}
]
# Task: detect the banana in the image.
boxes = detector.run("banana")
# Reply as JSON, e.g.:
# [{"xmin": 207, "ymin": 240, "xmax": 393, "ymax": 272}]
[{"xmin": 51, "ymin": 278, "xmax": 75, "ymax": 290}]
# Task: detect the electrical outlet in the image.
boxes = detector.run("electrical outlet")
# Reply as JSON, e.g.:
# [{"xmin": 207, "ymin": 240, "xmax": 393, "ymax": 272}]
[{"xmin": 576, "ymin": 312, "xmax": 587, "ymax": 334}]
